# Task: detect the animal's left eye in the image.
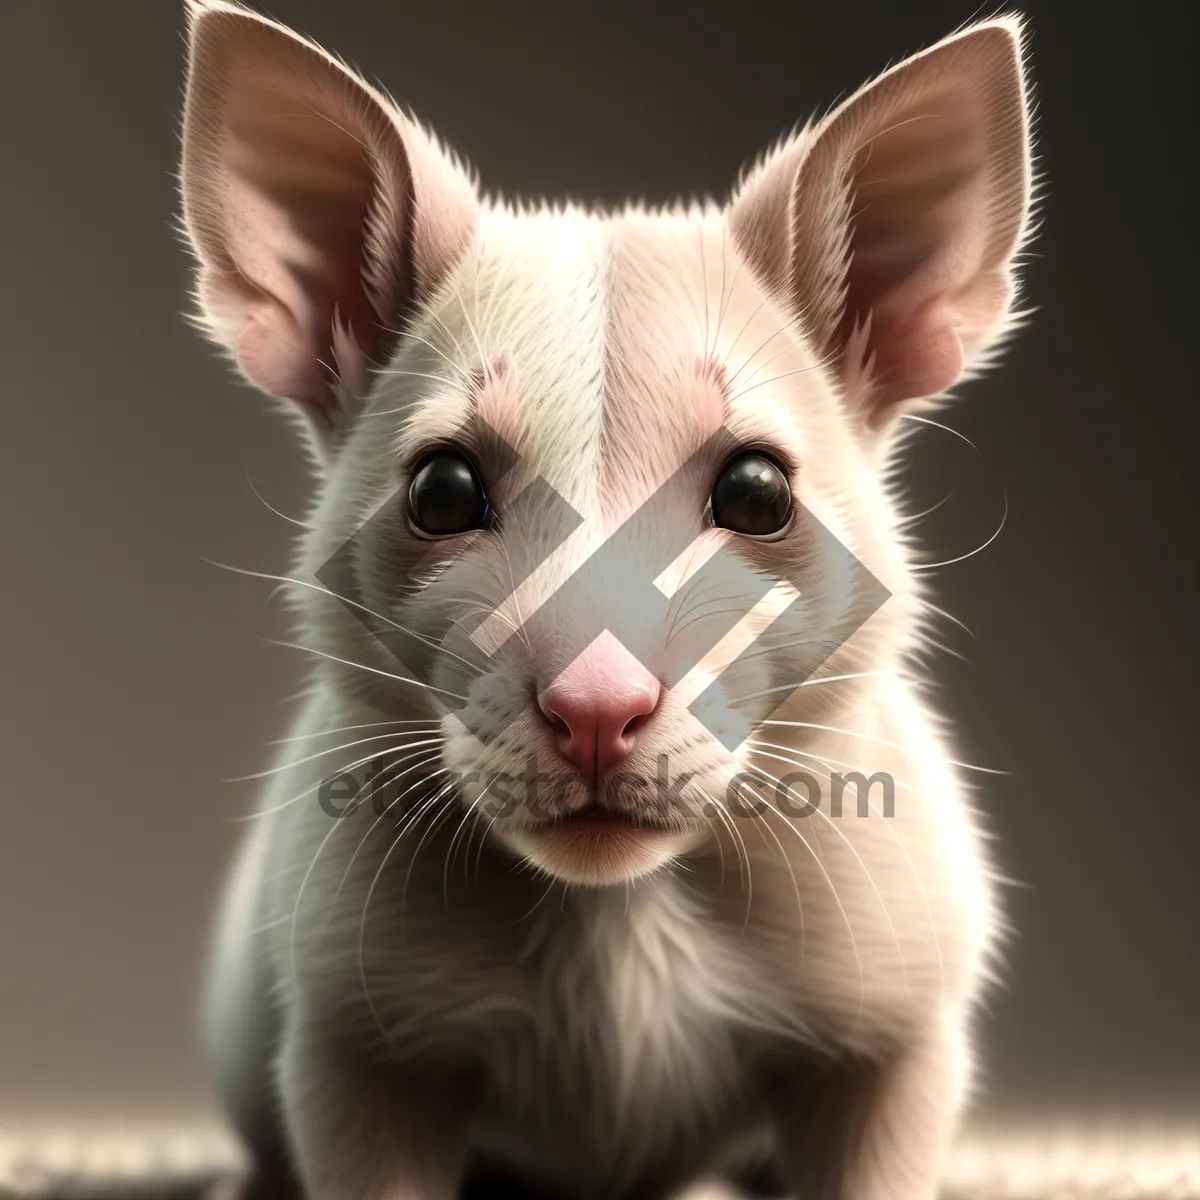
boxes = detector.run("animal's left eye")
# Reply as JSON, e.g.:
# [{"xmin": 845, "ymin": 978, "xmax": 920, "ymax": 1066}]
[
  {"xmin": 710, "ymin": 451, "xmax": 793, "ymax": 536},
  {"xmin": 408, "ymin": 450, "xmax": 492, "ymax": 536}
]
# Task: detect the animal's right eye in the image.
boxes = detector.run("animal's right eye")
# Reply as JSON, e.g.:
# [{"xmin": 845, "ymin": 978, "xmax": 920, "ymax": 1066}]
[
  {"xmin": 710, "ymin": 451, "xmax": 793, "ymax": 536},
  {"xmin": 408, "ymin": 450, "xmax": 493, "ymax": 536}
]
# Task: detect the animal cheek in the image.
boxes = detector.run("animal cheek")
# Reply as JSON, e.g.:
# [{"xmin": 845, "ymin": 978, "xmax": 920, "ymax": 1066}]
[{"xmin": 435, "ymin": 662, "xmax": 534, "ymax": 751}]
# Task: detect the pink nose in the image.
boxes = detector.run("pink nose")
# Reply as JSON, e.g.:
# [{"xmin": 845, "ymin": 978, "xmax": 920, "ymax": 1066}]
[{"xmin": 538, "ymin": 633, "xmax": 662, "ymax": 779}]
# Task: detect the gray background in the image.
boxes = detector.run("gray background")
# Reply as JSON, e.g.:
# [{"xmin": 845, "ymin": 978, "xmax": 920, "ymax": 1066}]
[{"xmin": 0, "ymin": 0, "xmax": 1195, "ymax": 1133}]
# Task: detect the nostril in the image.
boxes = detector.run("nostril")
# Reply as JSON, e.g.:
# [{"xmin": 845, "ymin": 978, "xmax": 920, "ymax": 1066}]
[
  {"xmin": 537, "ymin": 696, "xmax": 569, "ymax": 735},
  {"xmin": 620, "ymin": 710, "xmax": 652, "ymax": 739},
  {"xmin": 536, "ymin": 640, "xmax": 664, "ymax": 777}
]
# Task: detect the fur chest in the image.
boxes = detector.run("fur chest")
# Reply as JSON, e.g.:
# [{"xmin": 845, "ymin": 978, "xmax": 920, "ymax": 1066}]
[{"xmin": 472, "ymin": 882, "xmax": 763, "ymax": 1186}]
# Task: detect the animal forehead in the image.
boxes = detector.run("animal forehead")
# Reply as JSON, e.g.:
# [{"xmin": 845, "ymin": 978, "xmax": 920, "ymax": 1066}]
[
  {"xmin": 404, "ymin": 211, "xmax": 611, "ymax": 506},
  {"xmin": 408, "ymin": 210, "xmax": 793, "ymax": 507},
  {"xmin": 602, "ymin": 214, "xmax": 741, "ymax": 504}
]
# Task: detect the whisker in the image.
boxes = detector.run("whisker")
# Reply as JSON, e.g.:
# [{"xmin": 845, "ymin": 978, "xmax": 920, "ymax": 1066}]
[
  {"xmin": 913, "ymin": 489, "xmax": 1008, "ymax": 572},
  {"xmin": 728, "ymin": 669, "xmax": 892, "ymax": 704},
  {"xmin": 377, "ymin": 324, "xmax": 471, "ymax": 381},
  {"xmin": 901, "ymin": 412, "xmax": 983, "ymax": 453},
  {"xmin": 514, "ymin": 877, "xmax": 559, "ymax": 924},
  {"xmin": 751, "ymin": 718, "xmax": 1008, "ymax": 775},
  {"xmin": 726, "ymin": 343, "xmax": 795, "ymax": 394},
  {"xmin": 749, "ymin": 739, "xmax": 945, "ymax": 997},
  {"xmin": 473, "ymin": 796, "xmax": 509, "ymax": 882},
  {"xmin": 661, "ymin": 544, "xmax": 729, "ymax": 633},
  {"xmin": 224, "ymin": 731, "xmax": 444, "ymax": 783},
  {"xmin": 728, "ymin": 323, "xmax": 841, "ymax": 400},
  {"xmin": 245, "ymin": 471, "xmax": 313, "ymax": 530},
  {"xmin": 747, "ymin": 738, "xmax": 930, "ymax": 799},
  {"xmin": 361, "ymin": 371, "xmax": 465, "ymax": 416},
  {"xmin": 498, "ymin": 538, "xmax": 533, "ymax": 654},
  {"xmin": 356, "ymin": 780, "xmax": 456, "ymax": 1051},
  {"xmin": 234, "ymin": 739, "xmax": 442, "ymax": 822},
  {"xmin": 372, "ymin": 367, "xmax": 462, "ymax": 388},
  {"xmin": 398, "ymin": 781, "xmax": 464, "ymax": 930},
  {"xmin": 202, "ymin": 558, "xmax": 485, "ymax": 676},
  {"xmin": 481, "ymin": 238, "xmax": 523, "ymax": 352},
  {"xmin": 897, "ymin": 491, "xmax": 953, "ymax": 528},
  {"xmin": 737, "ymin": 764, "xmax": 870, "ymax": 1020},
  {"xmin": 712, "ymin": 225, "xmax": 745, "ymax": 358},
  {"xmin": 720, "ymin": 300, "xmax": 766, "ymax": 376},
  {"xmin": 443, "ymin": 779, "xmax": 495, "ymax": 900},
  {"xmin": 452, "ymin": 279, "xmax": 491, "ymax": 373},
  {"xmin": 715, "ymin": 225, "xmax": 730, "ymax": 351},
  {"xmin": 918, "ymin": 600, "xmax": 975, "ymax": 639},
  {"xmin": 909, "ymin": 632, "xmax": 972, "ymax": 667},
  {"xmin": 756, "ymin": 756, "xmax": 910, "ymax": 993},
  {"xmin": 728, "ymin": 362, "xmax": 827, "ymax": 402},
  {"xmin": 269, "ymin": 719, "xmax": 442, "ymax": 746},
  {"xmin": 322, "ymin": 759, "xmax": 450, "ymax": 941},
  {"xmin": 288, "ymin": 786, "xmax": 365, "ymax": 987},
  {"xmin": 724, "ymin": 317, "xmax": 801, "ymax": 392},
  {"xmin": 694, "ymin": 791, "xmax": 728, "ymax": 891},
  {"xmin": 715, "ymin": 797, "xmax": 754, "ymax": 934},
  {"xmin": 264, "ymin": 638, "xmax": 469, "ymax": 702},
  {"xmin": 668, "ymin": 599, "xmax": 770, "ymax": 647},
  {"xmin": 733, "ymin": 775, "xmax": 805, "ymax": 955}
]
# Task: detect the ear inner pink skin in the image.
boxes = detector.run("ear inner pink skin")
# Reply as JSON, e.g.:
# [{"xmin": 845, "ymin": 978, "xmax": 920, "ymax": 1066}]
[
  {"xmin": 180, "ymin": 2, "xmax": 477, "ymax": 439},
  {"xmin": 728, "ymin": 21, "xmax": 1030, "ymax": 429}
]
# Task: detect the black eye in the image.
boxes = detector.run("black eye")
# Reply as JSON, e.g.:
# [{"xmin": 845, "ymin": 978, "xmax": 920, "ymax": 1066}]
[
  {"xmin": 408, "ymin": 450, "xmax": 492, "ymax": 536},
  {"xmin": 710, "ymin": 451, "xmax": 793, "ymax": 535}
]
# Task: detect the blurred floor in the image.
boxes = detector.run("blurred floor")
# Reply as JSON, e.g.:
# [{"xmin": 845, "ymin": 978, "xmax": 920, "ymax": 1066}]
[{"xmin": 3, "ymin": 1122, "xmax": 1199, "ymax": 1200}]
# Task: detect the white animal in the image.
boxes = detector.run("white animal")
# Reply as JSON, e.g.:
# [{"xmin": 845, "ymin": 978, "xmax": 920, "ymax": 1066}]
[{"xmin": 179, "ymin": 3, "xmax": 1036, "ymax": 1197}]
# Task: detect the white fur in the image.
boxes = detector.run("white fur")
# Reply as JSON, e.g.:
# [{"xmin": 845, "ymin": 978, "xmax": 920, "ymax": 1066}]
[{"xmin": 182, "ymin": 6, "xmax": 1035, "ymax": 1199}]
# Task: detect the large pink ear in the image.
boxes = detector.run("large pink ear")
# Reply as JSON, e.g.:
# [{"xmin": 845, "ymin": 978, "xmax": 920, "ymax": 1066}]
[
  {"xmin": 729, "ymin": 17, "xmax": 1034, "ymax": 432},
  {"xmin": 180, "ymin": 0, "xmax": 478, "ymax": 440}
]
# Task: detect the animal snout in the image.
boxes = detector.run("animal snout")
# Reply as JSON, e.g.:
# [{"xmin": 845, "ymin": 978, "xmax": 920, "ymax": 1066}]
[{"xmin": 537, "ymin": 633, "xmax": 662, "ymax": 780}]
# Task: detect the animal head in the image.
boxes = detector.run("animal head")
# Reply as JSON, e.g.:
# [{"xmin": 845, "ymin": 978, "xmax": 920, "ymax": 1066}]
[{"xmin": 180, "ymin": 1, "xmax": 1035, "ymax": 886}]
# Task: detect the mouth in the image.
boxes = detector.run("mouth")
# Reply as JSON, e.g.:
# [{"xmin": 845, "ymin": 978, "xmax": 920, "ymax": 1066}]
[
  {"xmin": 550, "ymin": 802, "xmax": 671, "ymax": 830},
  {"xmin": 516, "ymin": 800, "xmax": 697, "ymax": 886}
]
